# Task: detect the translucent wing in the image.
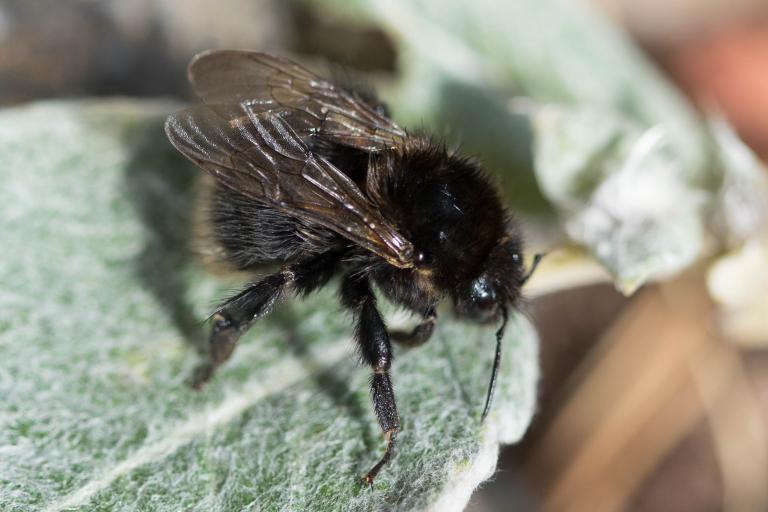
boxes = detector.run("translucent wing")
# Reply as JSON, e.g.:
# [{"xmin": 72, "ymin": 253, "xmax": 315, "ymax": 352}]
[
  {"xmin": 165, "ymin": 105, "xmax": 414, "ymax": 268},
  {"xmin": 187, "ymin": 50, "xmax": 407, "ymax": 152}
]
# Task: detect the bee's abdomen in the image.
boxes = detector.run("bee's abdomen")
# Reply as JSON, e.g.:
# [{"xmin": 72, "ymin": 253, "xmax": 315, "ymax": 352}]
[{"xmin": 209, "ymin": 185, "xmax": 332, "ymax": 270}]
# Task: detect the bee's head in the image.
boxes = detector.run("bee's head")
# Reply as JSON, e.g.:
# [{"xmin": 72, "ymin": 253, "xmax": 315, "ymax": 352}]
[{"xmin": 452, "ymin": 237, "xmax": 528, "ymax": 323}]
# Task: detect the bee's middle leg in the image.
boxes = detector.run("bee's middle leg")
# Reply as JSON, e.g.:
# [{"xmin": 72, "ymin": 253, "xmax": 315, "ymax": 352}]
[{"xmin": 341, "ymin": 273, "xmax": 400, "ymax": 485}]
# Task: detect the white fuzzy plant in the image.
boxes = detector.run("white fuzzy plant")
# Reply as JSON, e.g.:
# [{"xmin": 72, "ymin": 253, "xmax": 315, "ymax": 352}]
[
  {"xmin": 0, "ymin": 102, "xmax": 538, "ymax": 512},
  {"xmin": 2, "ymin": 0, "xmax": 768, "ymax": 511}
]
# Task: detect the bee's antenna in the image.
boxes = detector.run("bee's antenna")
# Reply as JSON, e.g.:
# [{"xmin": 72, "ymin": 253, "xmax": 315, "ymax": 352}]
[
  {"xmin": 521, "ymin": 252, "xmax": 546, "ymax": 285},
  {"xmin": 481, "ymin": 305, "xmax": 509, "ymax": 421}
]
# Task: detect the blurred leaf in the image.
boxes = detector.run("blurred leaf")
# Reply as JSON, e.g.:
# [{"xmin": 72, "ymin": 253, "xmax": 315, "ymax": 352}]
[
  {"xmin": 311, "ymin": 0, "xmax": 716, "ymax": 293},
  {"xmin": 705, "ymin": 117, "xmax": 768, "ymax": 345},
  {"xmin": 708, "ymin": 239, "xmax": 768, "ymax": 347},
  {"xmin": 524, "ymin": 247, "xmax": 611, "ymax": 298},
  {"xmin": 707, "ymin": 115, "xmax": 768, "ymax": 245},
  {"xmin": 312, "ymin": 0, "xmax": 709, "ymax": 172},
  {"xmin": 0, "ymin": 101, "xmax": 538, "ymax": 511},
  {"xmin": 528, "ymin": 105, "xmax": 707, "ymax": 293}
]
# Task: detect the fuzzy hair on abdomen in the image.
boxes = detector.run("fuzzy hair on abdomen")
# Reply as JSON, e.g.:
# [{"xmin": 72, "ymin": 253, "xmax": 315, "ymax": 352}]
[{"xmin": 209, "ymin": 185, "xmax": 335, "ymax": 270}]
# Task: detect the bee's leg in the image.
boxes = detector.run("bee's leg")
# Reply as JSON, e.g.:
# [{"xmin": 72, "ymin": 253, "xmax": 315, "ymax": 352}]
[
  {"xmin": 191, "ymin": 250, "xmax": 340, "ymax": 389},
  {"xmin": 340, "ymin": 274, "xmax": 400, "ymax": 486},
  {"xmin": 390, "ymin": 306, "xmax": 437, "ymax": 348}
]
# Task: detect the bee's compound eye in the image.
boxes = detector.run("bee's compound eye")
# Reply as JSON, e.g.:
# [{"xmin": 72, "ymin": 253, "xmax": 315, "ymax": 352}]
[
  {"xmin": 471, "ymin": 280, "xmax": 495, "ymax": 308},
  {"xmin": 461, "ymin": 276, "xmax": 498, "ymax": 322},
  {"xmin": 415, "ymin": 250, "xmax": 432, "ymax": 266}
]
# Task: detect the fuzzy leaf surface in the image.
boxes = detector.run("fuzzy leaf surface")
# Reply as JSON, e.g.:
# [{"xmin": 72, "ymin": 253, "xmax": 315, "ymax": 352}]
[{"xmin": 0, "ymin": 101, "xmax": 538, "ymax": 512}]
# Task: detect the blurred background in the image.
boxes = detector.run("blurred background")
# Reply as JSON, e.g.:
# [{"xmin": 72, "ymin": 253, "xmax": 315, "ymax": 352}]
[{"xmin": 2, "ymin": 0, "xmax": 767, "ymax": 510}]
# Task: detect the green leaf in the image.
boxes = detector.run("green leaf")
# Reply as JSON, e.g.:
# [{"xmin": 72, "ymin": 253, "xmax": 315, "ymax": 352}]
[{"xmin": 0, "ymin": 101, "xmax": 538, "ymax": 511}]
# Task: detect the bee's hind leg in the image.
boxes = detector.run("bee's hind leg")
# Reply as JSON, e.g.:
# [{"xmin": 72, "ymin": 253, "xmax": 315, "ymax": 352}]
[
  {"xmin": 191, "ymin": 250, "xmax": 341, "ymax": 389},
  {"xmin": 190, "ymin": 272, "xmax": 286, "ymax": 389}
]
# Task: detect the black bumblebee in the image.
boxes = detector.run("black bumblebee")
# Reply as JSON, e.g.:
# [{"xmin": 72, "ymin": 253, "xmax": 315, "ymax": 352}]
[{"xmin": 165, "ymin": 50, "xmax": 540, "ymax": 484}]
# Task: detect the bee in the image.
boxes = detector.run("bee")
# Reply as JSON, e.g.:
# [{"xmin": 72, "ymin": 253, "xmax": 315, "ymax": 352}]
[{"xmin": 165, "ymin": 50, "xmax": 541, "ymax": 485}]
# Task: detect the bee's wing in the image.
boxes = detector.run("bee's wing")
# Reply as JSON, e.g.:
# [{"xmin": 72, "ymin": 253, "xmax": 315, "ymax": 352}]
[
  {"xmin": 165, "ymin": 105, "xmax": 414, "ymax": 268},
  {"xmin": 187, "ymin": 50, "xmax": 406, "ymax": 152}
]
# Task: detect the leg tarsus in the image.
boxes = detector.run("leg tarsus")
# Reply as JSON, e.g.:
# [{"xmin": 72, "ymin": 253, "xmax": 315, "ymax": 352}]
[
  {"xmin": 390, "ymin": 307, "xmax": 437, "ymax": 348},
  {"xmin": 190, "ymin": 311, "xmax": 243, "ymax": 389},
  {"xmin": 362, "ymin": 430, "xmax": 397, "ymax": 486},
  {"xmin": 209, "ymin": 312, "xmax": 239, "ymax": 365}
]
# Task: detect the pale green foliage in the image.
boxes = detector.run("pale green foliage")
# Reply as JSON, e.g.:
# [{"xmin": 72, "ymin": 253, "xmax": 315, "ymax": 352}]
[
  {"xmin": 5, "ymin": 0, "xmax": 767, "ymax": 507},
  {"xmin": 0, "ymin": 102, "xmax": 538, "ymax": 512},
  {"xmin": 707, "ymin": 116, "xmax": 768, "ymax": 244},
  {"xmin": 529, "ymin": 106, "xmax": 707, "ymax": 293}
]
